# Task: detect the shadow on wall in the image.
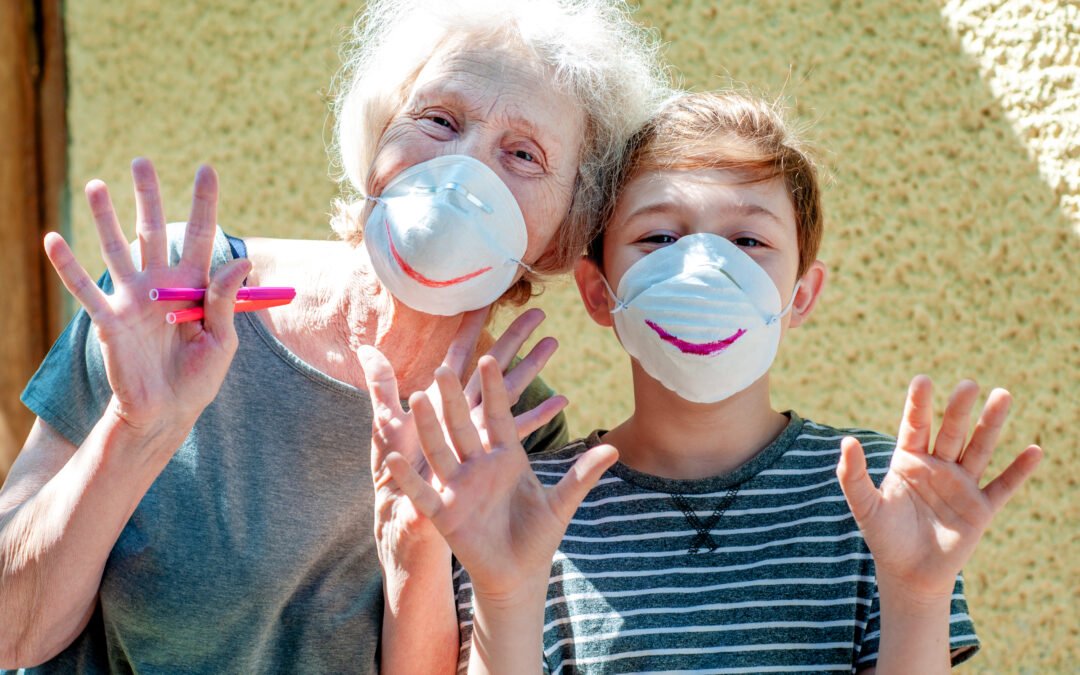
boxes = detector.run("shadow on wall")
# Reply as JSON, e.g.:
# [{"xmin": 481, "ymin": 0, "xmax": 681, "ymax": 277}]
[{"xmin": 498, "ymin": 1, "xmax": 1077, "ymax": 672}]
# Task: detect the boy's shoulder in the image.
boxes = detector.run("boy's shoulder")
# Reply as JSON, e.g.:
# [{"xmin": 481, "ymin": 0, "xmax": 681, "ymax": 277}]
[{"xmin": 796, "ymin": 415, "xmax": 897, "ymax": 475}]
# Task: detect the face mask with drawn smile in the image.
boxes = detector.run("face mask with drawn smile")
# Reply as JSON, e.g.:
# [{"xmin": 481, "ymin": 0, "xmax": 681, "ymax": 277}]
[
  {"xmin": 604, "ymin": 233, "xmax": 798, "ymax": 403},
  {"xmin": 364, "ymin": 154, "xmax": 531, "ymax": 316}
]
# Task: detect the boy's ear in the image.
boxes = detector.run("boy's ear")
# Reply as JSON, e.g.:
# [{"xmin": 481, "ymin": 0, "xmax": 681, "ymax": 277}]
[
  {"xmin": 788, "ymin": 260, "xmax": 827, "ymax": 329},
  {"xmin": 574, "ymin": 256, "xmax": 614, "ymax": 328}
]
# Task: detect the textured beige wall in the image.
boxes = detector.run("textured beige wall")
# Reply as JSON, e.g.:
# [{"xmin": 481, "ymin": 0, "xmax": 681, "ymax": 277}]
[{"xmin": 64, "ymin": 0, "xmax": 1077, "ymax": 670}]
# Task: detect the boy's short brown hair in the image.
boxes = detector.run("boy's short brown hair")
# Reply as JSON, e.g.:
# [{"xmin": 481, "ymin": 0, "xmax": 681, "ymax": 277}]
[{"xmin": 593, "ymin": 91, "xmax": 824, "ymax": 277}]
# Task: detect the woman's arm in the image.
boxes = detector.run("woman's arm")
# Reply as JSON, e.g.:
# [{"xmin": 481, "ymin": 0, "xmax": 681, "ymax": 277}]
[
  {"xmin": 837, "ymin": 376, "xmax": 1042, "ymax": 674},
  {"xmin": 0, "ymin": 159, "xmax": 250, "ymax": 667}
]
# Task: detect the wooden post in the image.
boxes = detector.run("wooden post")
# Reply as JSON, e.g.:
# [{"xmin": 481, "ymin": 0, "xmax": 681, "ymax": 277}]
[{"xmin": 0, "ymin": 0, "xmax": 67, "ymax": 483}]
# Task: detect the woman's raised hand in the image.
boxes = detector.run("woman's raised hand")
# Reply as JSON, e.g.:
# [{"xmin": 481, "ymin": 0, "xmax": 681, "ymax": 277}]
[
  {"xmin": 360, "ymin": 308, "xmax": 569, "ymax": 548},
  {"xmin": 387, "ymin": 356, "xmax": 617, "ymax": 599},
  {"xmin": 836, "ymin": 375, "xmax": 1043, "ymax": 600},
  {"xmin": 44, "ymin": 158, "xmax": 250, "ymax": 435}
]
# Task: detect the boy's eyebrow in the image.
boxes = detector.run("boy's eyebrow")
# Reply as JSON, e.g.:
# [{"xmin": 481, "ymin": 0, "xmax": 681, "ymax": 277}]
[{"xmin": 625, "ymin": 201, "xmax": 784, "ymax": 225}]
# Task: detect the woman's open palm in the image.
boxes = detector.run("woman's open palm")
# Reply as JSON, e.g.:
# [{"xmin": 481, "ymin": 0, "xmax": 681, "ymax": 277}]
[{"xmin": 45, "ymin": 158, "xmax": 250, "ymax": 433}]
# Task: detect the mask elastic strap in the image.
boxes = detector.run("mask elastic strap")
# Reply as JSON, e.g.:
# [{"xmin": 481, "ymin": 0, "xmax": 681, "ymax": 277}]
[
  {"xmin": 507, "ymin": 258, "xmax": 535, "ymax": 274},
  {"xmin": 766, "ymin": 279, "xmax": 802, "ymax": 326},
  {"xmin": 600, "ymin": 275, "xmax": 630, "ymax": 314}
]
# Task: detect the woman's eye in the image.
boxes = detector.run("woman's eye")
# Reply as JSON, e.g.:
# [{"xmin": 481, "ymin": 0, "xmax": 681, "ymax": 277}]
[
  {"xmin": 430, "ymin": 115, "xmax": 453, "ymax": 129},
  {"xmin": 513, "ymin": 149, "xmax": 535, "ymax": 162}
]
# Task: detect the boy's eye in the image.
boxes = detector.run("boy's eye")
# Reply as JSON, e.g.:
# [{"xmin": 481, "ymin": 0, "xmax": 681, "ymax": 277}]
[
  {"xmin": 640, "ymin": 233, "xmax": 678, "ymax": 245},
  {"xmin": 733, "ymin": 236, "xmax": 763, "ymax": 248}
]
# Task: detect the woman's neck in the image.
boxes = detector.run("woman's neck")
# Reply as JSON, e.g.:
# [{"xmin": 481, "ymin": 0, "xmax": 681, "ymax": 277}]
[
  {"xmin": 601, "ymin": 361, "xmax": 789, "ymax": 481},
  {"xmin": 243, "ymin": 237, "xmax": 471, "ymax": 394}
]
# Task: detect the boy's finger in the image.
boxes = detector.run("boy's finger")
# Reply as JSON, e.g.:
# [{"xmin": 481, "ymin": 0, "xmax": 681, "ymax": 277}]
[
  {"xmin": 514, "ymin": 395, "xmax": 569, "ymax": 442},
  {"xmin": 502, "ymin": 337, "xmax": 559, "ymax": 406},
  {"xmin": 85, "ymin": 179, "xmax": 137, "ymax": 282},
  {"xmin": 896, "ymin": 375, "xmax": 934, "ymax": 455},
  {"xmin": 959, "ymin": 388, "xmax": 1012, "ymax": 479},
  {"xmin": 463, "ymin": 308, "xmax": 545, "ymax": 403},
  {"xmin": 132, "ymin": 158, "xmax": 168, "ymax": 270},
  {"xmin": 179, "ymin": 165, "xmax": 218, "ymax": 276},
  {"xmin": 982, "ymin": 445, "xmax": 1043, "ymax": 514},
  {"xmin": 386, "ymin": 451, "xmax": 444, "ymax": 521},
  {"xmin": 358, "ymin": 345, "xmax": 406, "ymax": 424},
  {"xmin": 436, "ymin": 367, "xmax": 484, "ymax": 458},
  {"xmin": 411, "ymin": 391, "xmax": 462, "ymax": 486},
  {"xmin": 551, "ymin": 444, "xmax": 618, "ymax": 523},
  {"xmin": 932, "ymin": 380, "xmax": 979, "ymax": 463},
  {"xmin": 479, "ymin": 356, "xmax": 517, "ymax": 447},
  {"xmin": 836, "ymin": 437, "xmax": 881, "ymax": 524},
  {"xmin": 202, "ymin": 258, "xmax": 251, "ymax": 338},
  {"xmin": 442, "ymin": 308, "xmax": 489, "ymax": 379},
  {"xmin": 43, "ymin": 232, "xmax": 111, "ymax": 318}
]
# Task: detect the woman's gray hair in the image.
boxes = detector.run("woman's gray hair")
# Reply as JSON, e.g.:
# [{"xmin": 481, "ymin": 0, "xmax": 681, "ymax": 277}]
[{"xmin": 329, "ymin": 0, "xmax": 669, "ymax": 300}]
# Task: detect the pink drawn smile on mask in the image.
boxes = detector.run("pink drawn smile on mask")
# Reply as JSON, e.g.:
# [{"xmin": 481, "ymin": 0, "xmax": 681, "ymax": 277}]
[
  {"xmin": 645, "ymin": 320, "xmax": 747, "ymax": 356},
  {"xmin": 385, "ymin": 218, "xmax": 492, "ymax": 288}
]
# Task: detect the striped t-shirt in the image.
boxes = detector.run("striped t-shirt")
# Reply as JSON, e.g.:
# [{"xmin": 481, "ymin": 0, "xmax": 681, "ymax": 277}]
[{"xmin": 453, "ymin": 412, "xmax": 979, "ymax": 674}]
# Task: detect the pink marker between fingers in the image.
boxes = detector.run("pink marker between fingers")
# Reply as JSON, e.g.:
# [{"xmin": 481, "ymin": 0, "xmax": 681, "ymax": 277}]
[{"xmin": 150, "ymin": 287, "xmax": 296, "ymax": 302}]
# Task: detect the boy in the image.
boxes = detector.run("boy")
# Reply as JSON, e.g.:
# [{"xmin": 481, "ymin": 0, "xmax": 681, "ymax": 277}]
[{"xmin": 379, "ymin": 91, "xmax": 1043, "ymax": 673}]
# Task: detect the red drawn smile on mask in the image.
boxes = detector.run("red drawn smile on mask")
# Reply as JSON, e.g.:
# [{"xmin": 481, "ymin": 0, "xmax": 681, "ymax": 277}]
[
  {"xmin": 386, "ymin": 218, "xmax": 492, "ymax": 288},
  {"xmin": 645, "ymin": 320, "xmax": 747, "ymax": 356}
]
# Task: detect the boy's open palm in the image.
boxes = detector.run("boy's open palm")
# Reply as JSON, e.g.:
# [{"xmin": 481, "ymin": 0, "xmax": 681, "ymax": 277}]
[
  {"xmin": 385, "ymin": 356, "xmax": 618, "ymax": 600},
  {"xmin": 837, "ymin": 375, "xmax": 1042, "ymax": 599}
]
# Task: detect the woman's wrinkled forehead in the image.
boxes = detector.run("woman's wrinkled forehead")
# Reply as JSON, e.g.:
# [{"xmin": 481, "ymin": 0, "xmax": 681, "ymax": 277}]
[{"xmin": 405, "ymin": 38, "xmax": 583, "ymax": 155}]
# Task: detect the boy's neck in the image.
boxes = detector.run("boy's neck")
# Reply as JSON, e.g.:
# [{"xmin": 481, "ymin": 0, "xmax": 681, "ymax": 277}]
[{"xmin": 602, "ymin": 362, "xmax": 790, "ymax": 481}]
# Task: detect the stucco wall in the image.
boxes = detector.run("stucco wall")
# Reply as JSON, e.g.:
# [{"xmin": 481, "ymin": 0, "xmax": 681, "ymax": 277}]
[{"xmin": 63, "ymin": 0, "xmax": 1077, "ymax": 670}]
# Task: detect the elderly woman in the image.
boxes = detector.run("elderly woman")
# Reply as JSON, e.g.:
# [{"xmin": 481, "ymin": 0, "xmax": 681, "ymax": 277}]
[{"xmin": 0, "ymin": 0, "xmax": 667, "ymax": 672}]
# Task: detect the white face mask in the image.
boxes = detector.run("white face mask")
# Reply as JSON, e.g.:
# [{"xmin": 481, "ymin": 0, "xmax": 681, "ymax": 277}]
[
  {"xmin": 364, "ymin": 155, "xmax": 531, "ymax": 316},
  {"xmin": 604, "ymin": 233, "xmax": 799, "ymax": 403}
]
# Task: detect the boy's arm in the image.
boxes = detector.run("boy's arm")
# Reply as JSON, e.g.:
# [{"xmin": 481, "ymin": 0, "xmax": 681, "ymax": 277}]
[
  {"xmin": 837, "ymin": 376, "xmax": 1042, "ymax": 674},
  {"xmin": 384, "ymin": 357, "xmax": 617, "ymax": 675},
  {"xmin": 360, "ymin": 309, "xmax": 572, "ymax": 675}
]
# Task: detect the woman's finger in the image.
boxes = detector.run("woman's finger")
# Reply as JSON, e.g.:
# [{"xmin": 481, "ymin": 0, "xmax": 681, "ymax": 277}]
[
  {"xmin": 478, "ymin": 356, "xmax": 517, "ymax": 447},
  {"xmin": 502, "ymin": 337, "xmax": 559, "ymax": 406},
  {"xmin": 550, "ymin": 444, "xmax": 618, "ymax": 523},
  {"xmin": 357, "ymin": 345, "xmax": 406, "ymax": 423},
  {"xmin": 932, "ymin": 380, "xmax": 979, "ymax": 463},
  {"xmin": 179, "ymin": 165, "xmax": 218, "ymax": 277},
  {"xmin": 514, "ymin": 395, "xmax": 568, "ymax": 442},
  {"xmin": 132, "ymin": 158, "xmax": 168, "ymax": 270},
  {"xmin": 202, "ymin": 258, "xmax": 251, "ymax": 339},
  {"xmin": 43, "ymin": 232, "xmax": 110, "ymax": 318},
  {"xmin": 959, "ymin": 388, "xmax": 1013, "ymax": 479},
  {"xmin": 386, "ymin": 451, "xmax": 445, "ymax": 521},
  {"xmin": 442, "ymin": 308, "xmax": 489, "ymax": 379},
  {"xmin": 85, "ymin": 179, "xmax": 137, "ymax": 282},
  {"xmin": 410, "ymin": 391, "xmax": 462, "ymax": 486},
  {"xmin": 463, "ymin": 308, "xmax": 546, "ymax": 404},
  {"xmin": 895, "ymin": 375, "xmax": 934, "ymax": 455},
  {"xmin": 982, "ymin": 445, "xmax": 1043, "ymax": 514},
  {"xmin": 435, "ymin": 366, "xmax": 484, "ymax": 459}
]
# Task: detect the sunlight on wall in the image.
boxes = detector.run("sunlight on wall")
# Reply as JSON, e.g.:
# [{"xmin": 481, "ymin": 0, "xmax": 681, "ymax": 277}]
[{"xmin": 942, "ymin": 0, "xmax": 1080, "ymax": 235}]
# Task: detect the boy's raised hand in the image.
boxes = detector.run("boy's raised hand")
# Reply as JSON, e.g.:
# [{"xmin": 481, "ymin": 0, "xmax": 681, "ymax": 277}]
[
  {"xmin": 385, "ymin": 355, "xmax": 618, "ymax": 600},
  {"xmin": 359, "ymin": 308, "xmax": 569, "ymax": 550},
  {"xmin": 836, "ymin": 375, "xmax": 1042, "ymax": 599}
]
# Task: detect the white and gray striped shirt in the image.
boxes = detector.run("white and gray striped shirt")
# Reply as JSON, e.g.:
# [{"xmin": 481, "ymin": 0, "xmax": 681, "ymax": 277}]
[{"xmin": 454, "ymin": 412, "xmax": 979, "ymax": 674}]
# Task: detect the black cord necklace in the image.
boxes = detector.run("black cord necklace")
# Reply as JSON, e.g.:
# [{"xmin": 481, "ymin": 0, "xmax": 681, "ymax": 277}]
[{"xmin": 670, "ymin": 486, "xmax": 740, "ymax": 554}]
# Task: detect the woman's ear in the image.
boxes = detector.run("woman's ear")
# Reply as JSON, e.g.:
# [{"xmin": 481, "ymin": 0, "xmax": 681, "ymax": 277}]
[
  {"xmin": 574, "ymin": 256, "xmax": 615, "ymax": 328},
  {"xmin": 787, "ymin": 259, "xmax": 827, "ymax": 329}
]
